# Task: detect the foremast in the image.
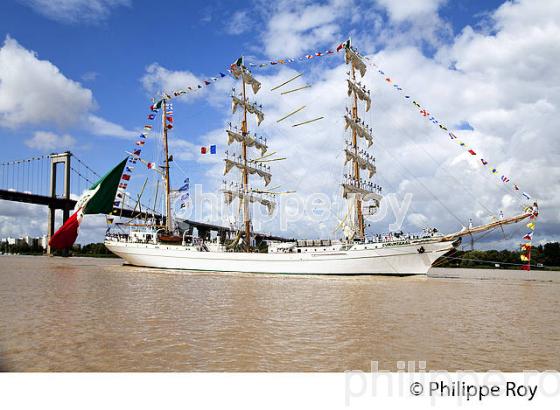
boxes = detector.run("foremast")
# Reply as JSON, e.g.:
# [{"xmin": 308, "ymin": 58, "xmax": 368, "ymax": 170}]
[
  {"xmin": 226, "ymin": 57, "xmax": 274, "ymax": 251},
  {"xmin": 342, "ymin": 40, "xmax": 381, "ymax": 240},
  {"xmin": 161, "ymin": 99, "xmax": 172, "ymax": 232}
]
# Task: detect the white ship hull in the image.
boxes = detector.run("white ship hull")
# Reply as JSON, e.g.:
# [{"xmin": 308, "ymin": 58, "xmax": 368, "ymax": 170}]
[{"xmin": 104, "ymin": 238, "xmax": 457, "ymax": 275}]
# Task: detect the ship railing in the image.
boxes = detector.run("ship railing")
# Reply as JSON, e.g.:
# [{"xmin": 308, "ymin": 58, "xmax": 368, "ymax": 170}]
[{"xmin": 367, "ymin": 229, "xmax": 442, "ymax": 244}]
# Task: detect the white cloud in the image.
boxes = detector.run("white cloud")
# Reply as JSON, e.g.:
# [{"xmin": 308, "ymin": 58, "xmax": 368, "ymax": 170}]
[
  {"xmin": 0, "ymin": 36, "xmax": 137, "ymax": 140},
  {"xmin": 0, "ymin": 201, "xmax": 48, "ymax": 239},
  {"xmin": 19, "ymin": 0, "xmax": 130, "ymax": 24},
  {"xmin": 226, "ymin": 11, "xmax": 250, "ymax": 35},
  {"xmin": 81, "ymin": 71, "xmax": 99, "ymax": 82},
  {"xmin": 0, "ymin": 36, "xmax": 94, "ymax": 128},
  {"xmin": 262, "ymin": 0, "xmax": 350, "ymax": 58},
  {"xmin": 364, "ymin": 0, "xmax": 451, "ymax": 50},
  {"xmin": 170, "ymin": 138, "xmax": 198, "ymax": 161},
  {"xmin": 141, "ymin": 62, "xmax": 235, "ymax": 109},
  {"xmin": 375, "ymin": 0, "xmax": 447, "ymax": 22},
  {"xmin": 142, "ymin": 63, "xmax": 203, "ymax": 99},
  {"xmin": 86, "ymin": 114, "xmax": 137, "ymax": 139},
  {"xmin": 24, "ymin": 130, "xmax": 76, "ymax": 151}
]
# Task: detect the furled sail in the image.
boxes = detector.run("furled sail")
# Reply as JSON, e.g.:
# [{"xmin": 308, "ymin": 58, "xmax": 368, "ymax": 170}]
[
  {"xmin": 230, "ymin": 64, "xmax": 261, "ymax": 94},
  {"xmin": 231, "ymin": 95, "xmax": 265, "ymax": 125},
  {"xmin": 342, "ymin": 183, "xmax": 382, "ymax": 203},
  {"xmin": 347, "ymin": 79, "xmax": 371, "ymax": 112},
  {"xmin": 344, "ymin": 149, "xmax": 376, "ymax": 178},
  {"xmin": 242, "ymin": 71, "xmax": 261, "ymax": 94},
  {"xmin": 344, "ymin": 115, "xmax": 373, "ymax": 147},
  {"xmin": 223, "ymin": 189, "xmax": 275, "ymax": 215},
  {"xmin": 226, "ymin": 130, "xmax": 267, "ymax": 155},
  {"xmin": 344, "ymin": 47, "xmax": 367, "ymax": 77},
  {"xmin": 223, "ymin": 158, "xmax": 272, "ymax": 186}
]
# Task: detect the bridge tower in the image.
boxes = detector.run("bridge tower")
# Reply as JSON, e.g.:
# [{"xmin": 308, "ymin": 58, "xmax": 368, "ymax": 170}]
[{"xmin": 47, "ymin": 152, "xmax": 72, "ymax": 255}]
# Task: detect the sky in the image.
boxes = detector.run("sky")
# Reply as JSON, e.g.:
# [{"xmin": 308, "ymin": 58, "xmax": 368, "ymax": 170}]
[{"xmin": 0, "ymin": 0, "xmax": 559, "ymax": 249}]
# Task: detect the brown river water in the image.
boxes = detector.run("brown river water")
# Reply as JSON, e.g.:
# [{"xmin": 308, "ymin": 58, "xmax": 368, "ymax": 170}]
[{"xmin": 0, "ymin": 255, "xmax": 559, "ymax": 372}]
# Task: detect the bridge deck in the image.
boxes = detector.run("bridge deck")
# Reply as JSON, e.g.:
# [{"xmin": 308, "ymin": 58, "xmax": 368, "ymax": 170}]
[{"xmin": 0, "ymin": 189, "xmax": 291, "ymax": 242}]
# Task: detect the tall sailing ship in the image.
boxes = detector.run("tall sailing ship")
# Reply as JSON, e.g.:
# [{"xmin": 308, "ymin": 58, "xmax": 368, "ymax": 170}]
[{"xmin": 100, "ymin": 43, "xmax": 534, "ymax": 275}]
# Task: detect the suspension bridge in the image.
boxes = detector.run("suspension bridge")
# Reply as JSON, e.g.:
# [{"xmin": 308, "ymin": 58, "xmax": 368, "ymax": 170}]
[{"xmin": 0, "ymin": 151, "xmax": 289, "ymax": 255}]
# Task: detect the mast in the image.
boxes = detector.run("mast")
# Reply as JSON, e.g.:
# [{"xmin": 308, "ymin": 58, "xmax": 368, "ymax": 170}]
[
  {"xmin": 226, "ymin": 57, "xmax": 274, "ymax": 251},
  {"xmin": 351, "ymin": 65, "xmax": 365, "ymax": 239},
  {"xmin": 342, "ymin": 40, "xmax": 381, "ymax": 241},
  {"xmin": 161, "ymin": 99, "xmax": 172, "ymax": 232},
  {"xmin": 241, "ymin": 75, "xmax": 251, "ymax": 251}
]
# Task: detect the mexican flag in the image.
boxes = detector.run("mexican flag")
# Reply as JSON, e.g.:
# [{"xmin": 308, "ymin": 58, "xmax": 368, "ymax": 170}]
[{"xmin": 49, "ymin": 158, "xmax": 128, "ymax": 250}]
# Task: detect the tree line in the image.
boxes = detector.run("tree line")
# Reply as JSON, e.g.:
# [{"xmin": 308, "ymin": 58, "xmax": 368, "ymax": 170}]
[{"xmin": 436, "ymin": 242, "xmax": 560, "ymax": 270}]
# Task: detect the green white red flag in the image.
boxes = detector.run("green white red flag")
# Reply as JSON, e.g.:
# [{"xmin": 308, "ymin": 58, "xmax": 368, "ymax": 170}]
[{"xmin": 49, "ymin": 158, "xmax": 128, "ymax": 250}]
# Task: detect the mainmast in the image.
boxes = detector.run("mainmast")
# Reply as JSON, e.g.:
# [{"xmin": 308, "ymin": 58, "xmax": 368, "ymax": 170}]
[
  {"xmin": 161, "ymin": 99, "xmax": 172, "ymax": 232},
  {"xmin": 241, "ymin": 74, "xmax": 251, "ymax": 251},
  {"xmin": 225, "ymin": 56, "xmax": 274, "ymax": 251},
  {"xmin": 351, "ymin": 63, "xmax": 364, "ymax": 238},
  {"xmin": 342, "ymin": 40, "xmax": 381, "ymax": 240}
]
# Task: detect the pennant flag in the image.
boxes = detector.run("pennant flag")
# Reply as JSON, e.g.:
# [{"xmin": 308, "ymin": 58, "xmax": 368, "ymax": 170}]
[
  {"xmin": 136, "ymin": 140, "xmax": 145, "ymax": 146},
  {"xmin": 166, "ymin": 124, "xmax": 173, "ymax": 129},
  {"xmin": 523, "ymin": 232, "xmax": 533, "ymax": 240},
  {"xmin": 147, "ymin": 114, "xmax": 155, "ymax": 120},
  {"xmin": 49, "ymin": 158, "xmax": 128, "ymax": 250},
  {"xmin": 231, "ymin": 56, "xmax": 244, "ymax": 70},
  {"xmin": 481, "ymin": 159, "xmax": 488, "ymax": 165},
  {"xmin": 468, "ymin": 149, "xmax": 476, "ymax": 155},
  {"xmin": 210, "ymin": 144, "xmax": 217, "ymax": 154},
  {"xmin": 150, "ymin": 99, "xmax": 164, "ymax": 111},
  {"xmin": 420, "ymin": 109, "xmax": 429, "ymax": 116},
  {"xmin": 449, "ymin": 132, "xmax": 457, "ymax": 139},
  {"xmin": 144, "ymin": 125, "xmax": 152, "ymax": 131},
  {"xmin": 200, "ymin": 146, "xmax": 207, "ymax": 154},
  {"xmin": 522, "ymin": 192, "xmax": 531, "ymax": 200},
  {"xmin": 118, "ymin": 182, "xmax": 128, "ymax": 189},
  {"xmin": 514, "ymin": 184, "xmax": 519, "ymax": 191},
  {"xmin": 501, "ymin": 175, "xmax": 510, "ymax": 183},
  {"xmin": 521, "ymin": 243, "xmax": 532, "ymax": 251},
  {"xmin": 125, "ymin": 166, "xmax": 134, "ymax": 173},
  {"xmin": 166, "ymin": 116, "xmax": 173, "ymax": 123},
  {"xmin": 113, "ymin": 201, "xmax": 121, "ymax": 207},
  {"xmin": 527, "ymin": 222, "xmax": 535, "ymax": 230},
  {"xmin": 147, "ymin": 162, "xmax": 157, "ymax": 169},
  {"xmin": 133, "ymin": 149, "xmax": 141, "ymax": 156},
  {"xmin": 139, "ymin": 133, "xmax": 147, "ymax": 139},
  {"xmin": 412, "ymin": 101, "xmax": 421, "ymax": 107},
  {"xmin": 520, "ymin": 254, "xmax": 529, "ymax": 262},
  {"xmin": 220, "ymin": 72, "xmax": 226, "ymax": 78},
  {"xmin": 121, "ymin": 174, "xmax": 131, "ymax": 181},
  {"xmin": 204, "ymin": 80, "xmax": 211, "ymax": 85},
  {"xmin": 491, "ymin": 168, "xmax": 497, "ymax": 173},
  {"xmin": 439, "ymin": 124, "xmax": 448, "ymax": 131}
]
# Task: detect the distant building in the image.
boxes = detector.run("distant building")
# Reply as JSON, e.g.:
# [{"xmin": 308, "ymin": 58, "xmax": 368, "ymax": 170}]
[
  {"xmin": 23, "ymin": 236, "xmax": 39, "ymax": 248},
  {"xmin": 40, "ymin": 235, "xmax": 48, "ymax": 249}
]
